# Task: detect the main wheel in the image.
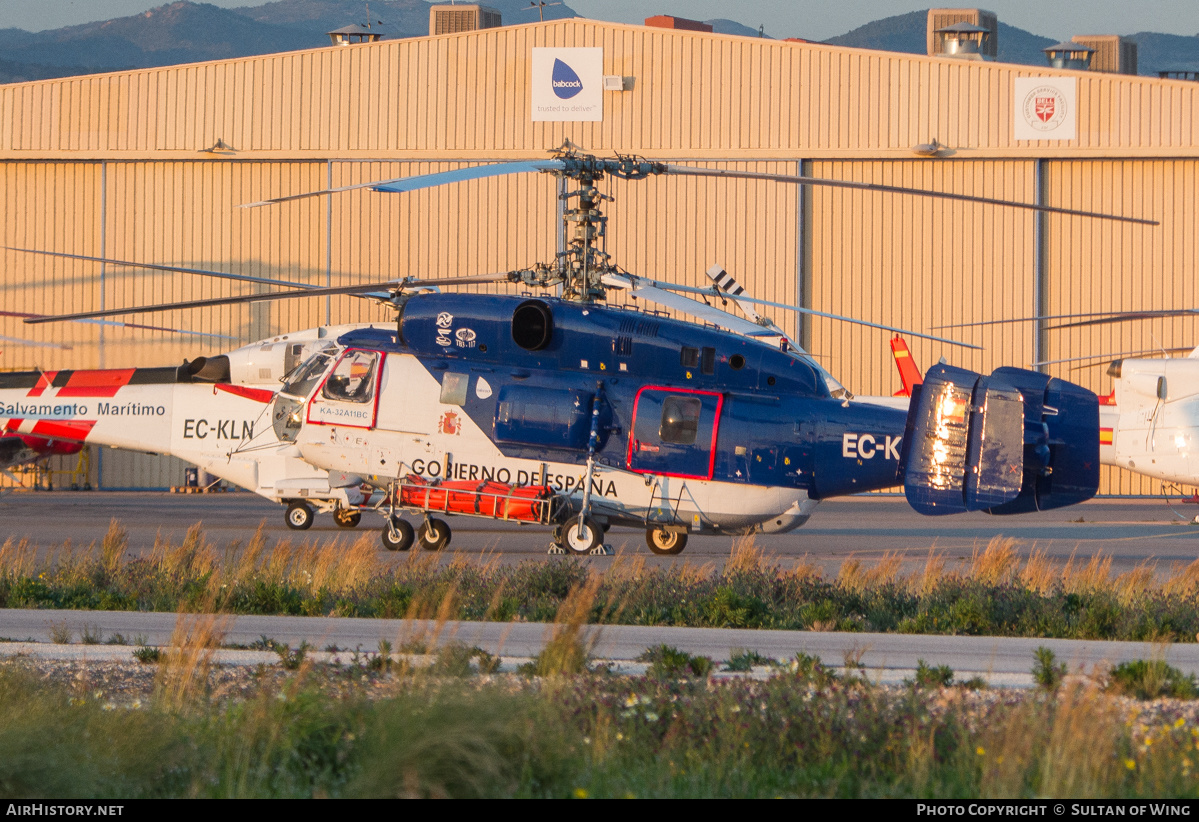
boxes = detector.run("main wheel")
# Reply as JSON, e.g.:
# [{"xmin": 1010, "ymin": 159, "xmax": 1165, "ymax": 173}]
[
  {"xmin": 381, "ymin": 518, "xmax": 415, "ymax": 551},
  {"xmin": 646, "ymin": 527, "xmax": 688, "ymax": 556},
  {"xmin": 334, "ymin": 508, "xmax": 362, "ymax": 528},
  {"xmin": 417, "ymin": 517, "xmax": 452, "ymax": 551},
  {"xmin": 285, "ymin": 500, "xmax": 315, "ymax": 531},
  {"xmin": 561, "ymin": 515, "xmax": 602, "ymax": 554}
]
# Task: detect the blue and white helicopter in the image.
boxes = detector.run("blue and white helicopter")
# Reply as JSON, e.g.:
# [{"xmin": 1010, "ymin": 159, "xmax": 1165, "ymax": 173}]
[{"xmin": 29, "ymin": 149, "xmax": 1152, "ymax": 554}]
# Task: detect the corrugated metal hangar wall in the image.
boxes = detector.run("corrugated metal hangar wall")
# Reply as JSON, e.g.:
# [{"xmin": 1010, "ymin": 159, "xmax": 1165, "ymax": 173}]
[{"xmin": 1, "ymin": 20, "xmax": 1196, "ymax": 493}]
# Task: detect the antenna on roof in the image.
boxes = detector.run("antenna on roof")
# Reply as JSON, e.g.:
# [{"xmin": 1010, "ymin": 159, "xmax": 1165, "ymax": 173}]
[{"xmin": 525, "ymin": 1, "xmax": 563, "ymax": 23}]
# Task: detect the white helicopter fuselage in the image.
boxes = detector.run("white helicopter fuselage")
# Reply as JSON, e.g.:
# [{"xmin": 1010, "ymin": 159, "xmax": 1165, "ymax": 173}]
[
  {"xmin": 0, "ymin": 324, "xmax": 380, "ymax": 517},
  {"xmin": 1103, "ymin": 352, "xmax": 1199, "ymax": 486}
]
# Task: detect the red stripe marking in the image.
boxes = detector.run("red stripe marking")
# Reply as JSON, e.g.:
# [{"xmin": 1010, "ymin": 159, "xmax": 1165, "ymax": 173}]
[
  {"xmin": 27, "ymin": 371, "xmax": 58, "ymax": 398},
  {"xmin": 215, "ymin": 383, "xmax": 276, "ymax": 404},
  {"xmin": 57, "ymin": 369, "xmax": 136, "ymax": 398},
  {"xmin": 4, "ymin": 418, "xmax": 23, "ymax": 433},
  {"xmin": 14, "ymin": 434, "xmax": 84, "ymax": 456},
  {"xmin": 29, "ymin": 419, "xmax": 97, "ymax": 441}
]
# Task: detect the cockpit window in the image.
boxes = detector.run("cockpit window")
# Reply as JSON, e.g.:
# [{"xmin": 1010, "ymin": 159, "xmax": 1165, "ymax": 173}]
[
  {"xmin": 279, "ymin": 346, "xmax": 337, "ymax": 398},
  {"xmin": 660, "ymin": 396, "xmax": 701, "ymax": 444},
  {"xmin": 321, "ymin": 350, "xmax": 380, "ymax": 404}
]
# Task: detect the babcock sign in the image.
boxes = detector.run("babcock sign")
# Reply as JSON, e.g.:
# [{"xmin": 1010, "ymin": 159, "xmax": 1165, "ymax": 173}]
[{"xmin": 531, "ymin": 47, "xmax": 603, "ymax": 122}]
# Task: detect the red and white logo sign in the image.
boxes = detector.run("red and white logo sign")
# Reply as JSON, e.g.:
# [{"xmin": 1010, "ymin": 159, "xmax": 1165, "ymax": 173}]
[
  {"xmin": 1034, "ymin": 96, "xmax": 1056, "ymax": 122},
  {"xmin": 1014, "ymin": 78, "xmax": 1076, "ymax": 140}
]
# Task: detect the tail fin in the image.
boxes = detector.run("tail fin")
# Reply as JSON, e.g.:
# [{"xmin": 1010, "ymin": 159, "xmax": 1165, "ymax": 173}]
[
  {"xmin": 900, "ymin": 364, "xmax": 1099, "ymax": 515},
  {"xmin": 889, "ymin": 336, "xmax": 924, "ymax": 397}
]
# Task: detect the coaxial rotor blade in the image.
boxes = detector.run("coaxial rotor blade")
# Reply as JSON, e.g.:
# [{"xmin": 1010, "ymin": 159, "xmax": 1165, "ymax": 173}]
[
  {"xmin": 605, "ymin": 273, "xmax": 980, "ymax": 349},
  {"xmin": 1049, "ymin": 309, "xmax": 1199, "ymax": 330},
  {"xmin": 660, "ymin": 165, "xmax": 1158, "ymax": 226},
  {"xmin": 372, "ymin": 160, "xmax": 564, "ymax": 193},
  {"xmin": 934, "ymin": 312, "xmax": 1145, "ymax": 329},
  {"xmin": 4, "ymin": 246, "xmax": 321, "ymax": 291},
  {"xmin": 624, "ymin": 286, "xmax": 778, "ymax": 337},
  {"xmin": 23, "ymin": 274, "xmax": 513, "ymax": 325},
  {"xmin": 0, "ymin": 309, "xmax": 236, "ymax": 340},
  {"xmin": 240, "ymin": 160, "xmax": 565, "ymax": 208},
  {"xmin": 0, "ymin": 335, "xmax": 73, "ymax": 350},
  {"xmin": 940, "ymin": 308, "xmax": 1199, "ymax": 332},
  {"xmin": 1032, "ymin": 348, "xmax": 1196, "ymax": 370}
]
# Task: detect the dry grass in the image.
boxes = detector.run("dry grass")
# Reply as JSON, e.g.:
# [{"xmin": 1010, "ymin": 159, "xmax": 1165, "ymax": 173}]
[
  {"xmin": 394, "ymin": 581, "xmax": 462, "ymax": 655},
  {"xmin": 976, "ymin": 679, "xmax": 1123, "ymax": 797},
  {"xmin": 1114, "ymin": 561, "xmax": 1158, "ymax": 607},
  {"xmin": 150, "ymin": 524, "xmax": 218, "ymax": 582},
  {"xmin": 786, "ymin": 553, "xmax": 823, "ymax": 581},
  {"xmin": 726, "ymin": 533, "xmax": 775, "ymax": 575},
  {"xmin": 1062, "ymin": 551, "xmax": 1114, "ymax": 595},
  {"xmin": 154, "ymin": 610, "xmax": 231, "ymax": 713},
  {"xmin": 0, "ymin": 536, "xmax": 38, "ymax": 580},
  {"xmin": 837, "ymin": 552, "xmax": 903, "ymax": 593},
  {"xmin": 912, "ymin": 548, "xmax": 947, "ymax": 596},
  {"xmin": 1018, "ymin": 548, "xmax": 1060, "ymax": 595},
  {"xmin": 967, "ymin": 537, "xmax": 1020, "ymax": 586},
  {"xmin": 535, "ymin": 571, "xmax": 603, "ymax": 676},
  {"xmin": 1162, "ymin": 558, "xmax": 1199, "ymax": 599},
  {"xmin": 99, "ymin": 519, "xmax": 127, "ymax": 578}
]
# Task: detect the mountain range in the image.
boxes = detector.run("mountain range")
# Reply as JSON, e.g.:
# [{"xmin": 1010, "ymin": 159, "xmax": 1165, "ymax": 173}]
[{"xmin": 0, "ymin": 2, "xmax": 1195, "ymax": 84}]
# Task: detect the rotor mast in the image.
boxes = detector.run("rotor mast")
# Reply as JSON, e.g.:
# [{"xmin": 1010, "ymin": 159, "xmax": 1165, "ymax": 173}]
[{"xmin": 511, "ymin": 148, "xmax": 665, "ymax": 302}]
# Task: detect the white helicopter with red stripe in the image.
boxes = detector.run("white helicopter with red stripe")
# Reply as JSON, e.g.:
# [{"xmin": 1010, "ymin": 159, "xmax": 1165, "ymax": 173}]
[{"xmin": 0, "ymin": 323, "xmax": 382, "ymax": 528}]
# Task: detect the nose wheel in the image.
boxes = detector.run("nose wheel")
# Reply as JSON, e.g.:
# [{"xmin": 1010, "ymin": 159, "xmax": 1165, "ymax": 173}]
[
  {"xmin": 285, "ymin": 500, "xmax": 315, "ymax": 531},
  {"xmin": 646, "ymin": 526, "xmax": 687, "ymax": 555},
  {"xmin": 560, "ymin": 515, "xmax": 603, "ymax": 554}
]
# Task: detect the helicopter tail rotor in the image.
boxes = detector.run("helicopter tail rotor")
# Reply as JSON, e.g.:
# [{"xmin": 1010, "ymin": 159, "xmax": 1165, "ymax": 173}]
[{"xmin": 901, "ymin": 364, "xmax": 1099, "ymax": 515}]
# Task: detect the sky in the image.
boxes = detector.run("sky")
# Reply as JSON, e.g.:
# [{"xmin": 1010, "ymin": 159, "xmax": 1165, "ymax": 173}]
[{"xmin": 1, "ymin": 0, "xmax": 1197, "ymax": 40}]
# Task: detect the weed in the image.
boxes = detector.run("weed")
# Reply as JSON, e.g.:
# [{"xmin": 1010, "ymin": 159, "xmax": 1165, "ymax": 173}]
[
  {"xmin": 786, "ymin": 652, "xmax": 840, "ymax": 687},
  {"xmin": 48, "ymin": 622, "xmax": 71, "ymax": 644},
  {"xmin": 724, "ymin": 648, "xmax": 772, "ymax": 672},
  {"xmin": 909, "ymin": 659, "xmax": 954, "ymax": 688},
  {"xmin": 638, "ymin": 645, "xmax": 713, "ymax": 679},
  {"xmin": 431, "ymin": 643, "xmax": 499, "ymax": 677},
  {"xmin": 79, "ymin": 623, "xmax": 101, "ymax": 645},
  {"xmin": 1107, "ymin": 659, "xmax": 1197, "ymax": 700},
  {"xmin": 1032, "ymin": 647, "xmax": 1068, "ymax": 690},
  {"xmin": 398, "ymin": 637, "xmax": 430, "ymax": 655},
  {"xmin": 843, "ymin": 646, "xmax": 868, "ymax": 669},
  {"xmin": 367, "ymin": 639, "xmax": 394, "ymax": 672},
  {"xmin": 271, "ymin": 641, "xmax": 313, "ymax": 671},
  {"xmin": 133, "ymin": 646, "xmax": 162, "ymax": 664},
  {"xmin": 106, "ymin": 633, "xmax": 129, "ymax": 646}
]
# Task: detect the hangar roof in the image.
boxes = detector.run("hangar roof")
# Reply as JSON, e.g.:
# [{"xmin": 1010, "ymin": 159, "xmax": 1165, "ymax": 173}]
[{"xmin": 1, "ymin": 18, "xmax": 1196, "ymax": 161}]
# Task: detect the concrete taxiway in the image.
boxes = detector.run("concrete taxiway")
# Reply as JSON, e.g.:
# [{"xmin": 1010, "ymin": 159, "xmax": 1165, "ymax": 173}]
[
  {"xmin": 0, "ymin": 491, "xmax": 1196, "ymax": 576},
  {"xmin": 2, "ymin": 608, "xmax": 1197, "ymax": 688}
]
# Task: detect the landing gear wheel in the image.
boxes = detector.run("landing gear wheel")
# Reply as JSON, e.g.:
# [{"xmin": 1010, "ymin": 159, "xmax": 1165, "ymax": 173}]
[
  {"xmin": 417, "ymin": 517, "xmax": 451, "ymax": 551},
  {"xmin": 381, "ymin": 518, "xmax": 415, "ymax": 552},
  {"xmin": 646, "ymin": 527, "xmax": 687, "ymax": 556},
  {"xmin": 334, "ymin": 509, "xmax": 362, "ymax": 528},
  {"xmin": 561, "ymin": 515, "xmax": 603, "ymax": 555},
  {"xmin": 285, "ymin": 501, "xmax": 315, "ymax": 531}
]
